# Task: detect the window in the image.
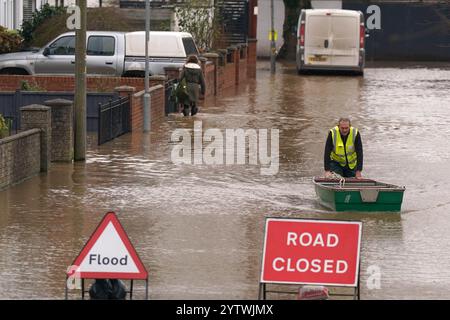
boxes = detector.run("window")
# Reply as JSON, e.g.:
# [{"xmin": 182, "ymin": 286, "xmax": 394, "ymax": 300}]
[
  {"xmin": 87, "ymin": 36, "xmax": 115, "ymax": 56},
  {"xmin": 48, "ymin": 36, "xmax": 75, "ymax": 55},
  {"xmin": 182, "ymin": 37, "xmax": 198, "ymax": 56}
]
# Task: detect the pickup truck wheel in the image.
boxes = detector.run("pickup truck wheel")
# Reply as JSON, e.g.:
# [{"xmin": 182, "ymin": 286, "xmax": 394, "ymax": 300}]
[
  {"xmin": 123, "ymin": 71, "xmax": 147, "ymax": 78},
  {"xmin": 0, "ymin": 68, "xmax": 29, "ymax": 75}
]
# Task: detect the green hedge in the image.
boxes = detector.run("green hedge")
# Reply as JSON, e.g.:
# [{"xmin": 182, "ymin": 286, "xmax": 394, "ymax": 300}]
[{"xmin": 0, "ymin": 26, "xmax": 23, "ymax": 53}]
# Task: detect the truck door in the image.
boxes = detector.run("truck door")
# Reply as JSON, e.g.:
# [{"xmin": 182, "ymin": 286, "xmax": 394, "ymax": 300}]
[
  {"xmin": 34, "ymin": 35, "xmax": 76, "ymax": 74},
  {"xmin": 330, "ymin": 15, "xmax": 359, "ymax": 67},
  {"xmin": 86, "ymin": 36, "xmax": 117, "ymax": 75}
]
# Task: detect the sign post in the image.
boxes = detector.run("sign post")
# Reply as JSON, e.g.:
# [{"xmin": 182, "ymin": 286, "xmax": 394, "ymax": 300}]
[
  {"xmin": 259, "ymin": 217, "xmax": 362, "ymax": 300},
  {"xmin": 65, "ymin": 212, "xmax": 149, "ymax": 299}
]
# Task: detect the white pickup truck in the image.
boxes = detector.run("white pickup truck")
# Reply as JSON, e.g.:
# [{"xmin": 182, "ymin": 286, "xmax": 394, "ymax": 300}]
[{"xmin": 0, "ymin": 31, "xmax": 199, "ymax": 76}]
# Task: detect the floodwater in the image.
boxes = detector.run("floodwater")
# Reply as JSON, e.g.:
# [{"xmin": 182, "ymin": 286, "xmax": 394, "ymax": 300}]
[{"xmin": 1, "ymin": 61, "xmax": 450, "ymax": 299}]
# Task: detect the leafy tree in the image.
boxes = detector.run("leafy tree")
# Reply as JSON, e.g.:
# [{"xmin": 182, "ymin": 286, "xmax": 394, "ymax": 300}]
[
  {"xmin": 279, "ymin": 0, "xmax": 311, "ymax": 59},
  {"xmin": 175, "ymin": 0, "xmax": 222, "ymax": 52},
  {"xmin": 20, "ymin": 4, "xmax": 66, "ymax": 46}
]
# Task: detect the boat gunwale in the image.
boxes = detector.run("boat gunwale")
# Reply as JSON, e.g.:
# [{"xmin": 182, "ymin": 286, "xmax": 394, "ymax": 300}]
[{"xmin": 312, "ymin": 177, "xmax": 406, "ymax": 192}]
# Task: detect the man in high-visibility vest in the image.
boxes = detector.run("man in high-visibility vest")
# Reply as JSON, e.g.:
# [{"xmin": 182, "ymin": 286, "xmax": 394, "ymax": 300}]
[{"xmin": 324, "ymin": 118, "xmax": 363, "ymax": 178}]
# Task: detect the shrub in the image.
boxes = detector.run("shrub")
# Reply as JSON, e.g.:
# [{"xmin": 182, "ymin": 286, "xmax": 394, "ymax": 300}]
[
  {"xmin": 0, "ymin": 114, "xmax": 9, "ymax": 138},
  {"xmin": 20, "ymin": 80, "xmax": 45, "ymax": 92},
  {"xmin": 0, "ymin": 26, "xmax": 24, "ymax": 53},
  {"xmin": 19, "ymin": 4, "xmax": 66, "ymax": 45}
]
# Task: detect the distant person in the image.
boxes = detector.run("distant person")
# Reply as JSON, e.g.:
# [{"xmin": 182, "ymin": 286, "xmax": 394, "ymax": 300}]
[
  {"xmin": 324, "ymin": 118, "xmax": 363, "ymax": 178},
  {"xmin": 179, "ymin": 55, "xmax": 206, "ymax": 116}
]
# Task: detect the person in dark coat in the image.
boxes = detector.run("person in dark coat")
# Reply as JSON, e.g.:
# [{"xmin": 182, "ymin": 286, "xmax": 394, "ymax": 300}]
[{"xmin": 179, "ymin": 55, "xmax": 206, "ymax": 116}]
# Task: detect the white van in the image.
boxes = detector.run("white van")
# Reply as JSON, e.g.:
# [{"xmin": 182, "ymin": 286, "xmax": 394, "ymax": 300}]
[{"xmin": 296, "ymin": 9, "xmax": 366, "ymax": 75}]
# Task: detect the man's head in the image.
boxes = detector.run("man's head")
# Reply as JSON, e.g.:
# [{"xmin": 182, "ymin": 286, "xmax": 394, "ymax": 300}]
[{"xmin": 338, "ymin": 118, "xmax": 351, "ymax": 137}]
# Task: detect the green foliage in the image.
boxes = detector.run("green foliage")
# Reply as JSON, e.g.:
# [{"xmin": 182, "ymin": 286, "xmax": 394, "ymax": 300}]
[
  {"xmin": 0, "ymin": 26, "xmax": 23, "ymax": 53},
  {"xmin": 20, "ymin": 80, "xmax": 45, "ymax": 92},
  {"xmin": 0, "ymin": 114, "xmax": 9, "ymax": 138},
  {"xmin": 175, "ymin": 0, "xmax": 222, "ymax": 52},
  {"xmin": 19, "ymin": 4, "xmax": 66, "ymax": 45}
]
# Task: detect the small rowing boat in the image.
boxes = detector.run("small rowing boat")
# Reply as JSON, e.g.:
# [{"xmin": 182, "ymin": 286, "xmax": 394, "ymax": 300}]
[{"xmin": 313, "ymin": 177, "xmax": 405, "ymax": 212}]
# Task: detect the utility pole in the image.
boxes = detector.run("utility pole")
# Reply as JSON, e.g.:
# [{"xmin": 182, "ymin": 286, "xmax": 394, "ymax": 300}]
[
  {"xmin": 270, "ymin": 0, "xmax": 276, "ymax": 74},
  {"xmin": 143, "ymin": 0, "xmax": 151, "ymax": 132},
  {"xmin": 74, "ymin": 0, "xmax": 86, "ymax": 160}
]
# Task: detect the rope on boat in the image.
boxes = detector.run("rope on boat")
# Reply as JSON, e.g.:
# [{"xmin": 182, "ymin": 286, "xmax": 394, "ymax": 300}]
[{"xmin": 325, "ymin": 171, "xmax": 346, "ymax": 188}]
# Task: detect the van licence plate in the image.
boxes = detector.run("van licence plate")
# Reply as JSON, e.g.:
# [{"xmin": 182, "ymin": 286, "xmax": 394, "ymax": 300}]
[{"xmin": 308, "ymin": 55, "xmax": 328, "ymax": 62}]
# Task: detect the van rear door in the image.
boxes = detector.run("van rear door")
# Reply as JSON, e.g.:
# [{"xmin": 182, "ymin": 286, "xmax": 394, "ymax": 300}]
[
  {"xmin": 304, "ymin": 14, "xmax": 333, "ymax": 66},
  {"xmin": 330, "ymin": 14, "xmax": 359, "ymax": 67}
]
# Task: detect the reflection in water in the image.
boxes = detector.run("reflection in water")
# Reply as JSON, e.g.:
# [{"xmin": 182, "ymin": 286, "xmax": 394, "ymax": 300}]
[{"xmin": 0, "ymin": 61, "xmax": 450, "ymax": 299}]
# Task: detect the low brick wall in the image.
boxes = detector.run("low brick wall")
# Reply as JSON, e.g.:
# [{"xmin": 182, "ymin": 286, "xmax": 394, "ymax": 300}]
[
  {"xmin": 0, "ymin": 75, "xmax": 158, "ymax": 93},
  {"xmin": 0, "ymin": 129, "xmax": 41, "ymax": 190},
  {"xmin": 118, "ymin": 84, "xmax": 165, "ymax": 132}
]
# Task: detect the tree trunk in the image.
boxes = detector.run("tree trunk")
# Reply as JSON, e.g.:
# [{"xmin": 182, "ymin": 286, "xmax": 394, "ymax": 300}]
[{"xmin": 278, "ymin": 0, "xmax": 311, "ymax": 60}]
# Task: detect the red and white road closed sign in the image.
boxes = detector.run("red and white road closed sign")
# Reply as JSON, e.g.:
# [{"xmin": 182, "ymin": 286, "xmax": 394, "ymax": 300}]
[{"xmin": 261, "ymin": 218, "xmax": 362, "ymax": 287}]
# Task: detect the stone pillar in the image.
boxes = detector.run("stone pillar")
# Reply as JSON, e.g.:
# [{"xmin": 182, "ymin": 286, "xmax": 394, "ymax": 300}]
[
  {"xmin": 217, "ymin": 49, "xmax": 228, "ymax": 67},
  {"xmin": 247, "ymin": 38, "xmax": 257, "ymax": 78},
  {"xmin": 234, "ymin": 45, "xmax": 241, "ymax": 85},
  {"xmin": 149, "ymin": 75, "xmax": 167, "ymax": 89},
  {"xmin": 20, "ymin": 105, "xmax": 51, "ymax": 172},
  {"xmin": 203, "ymin": 53, "xmax": 219, "ymax": 96},
  {"xmin": 240, "ymin": 43, "xmax": 248, "ymax": 59},
  {"xmin": 44, "ymin": 99, "xmax": 74, "ymax": 162},
  {"xmin": 227, "ymin": 46, "xmax": 237, "ymax": 64},
  {"xmin": 115, "ymin": 85, "xmax": 136, "ymax": 98}
]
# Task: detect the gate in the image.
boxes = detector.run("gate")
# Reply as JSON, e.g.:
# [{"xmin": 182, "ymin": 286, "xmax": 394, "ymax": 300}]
[
  {"xmin": 98, "ymin": 96, "xmax": 131, "ymax": 145},
  {"xmin": 216, "ymin": 0, "xmax": 249, "ymax": 46}
]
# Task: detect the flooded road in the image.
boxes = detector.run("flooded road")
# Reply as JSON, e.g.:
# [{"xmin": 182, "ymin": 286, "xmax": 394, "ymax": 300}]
[{"xmin": 1, "ymin": 61, "xmax": 450, "ymax": 299}]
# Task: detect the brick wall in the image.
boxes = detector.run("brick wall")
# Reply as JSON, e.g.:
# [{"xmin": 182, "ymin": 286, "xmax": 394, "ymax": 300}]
[
  {"xmin": 125, "ymin": 84, "xmax": 165, "ymax": 132},
  {"xmin": 0, "ymin": 75, "xmax": 164, "ymax": 93},
  {"xmin": 247, "ymin": 39, "xmax": 257, "ymax": 78},
  {"xmin": 131, "ymin": 91, "xmax": 144, "ymax": 131},
  {"xmin": 204, "ymin": 63, "xmax": 215, "ymax": 97},
  {"xmin": 150, "ymin": 85, "xmax": 165, "ymax": 126},
  {"xmin": 0, "ymin": 129, "xmax": 41, "ymax": 190}
]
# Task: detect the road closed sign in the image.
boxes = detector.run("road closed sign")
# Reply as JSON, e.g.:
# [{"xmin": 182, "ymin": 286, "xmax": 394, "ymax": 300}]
[
  {"xmin": 67, "ymin": 212, "xmax": 148, "ymax": 280},
  {"xmin": 261, "ymin": 218, "xmax": 362, "ymax": 287}
]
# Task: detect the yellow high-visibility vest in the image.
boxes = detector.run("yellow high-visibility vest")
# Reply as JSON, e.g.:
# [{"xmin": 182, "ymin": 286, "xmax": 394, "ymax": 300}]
[{"xmin": 330, "ymin": 126, "xmax": 358, "ymax": 169}]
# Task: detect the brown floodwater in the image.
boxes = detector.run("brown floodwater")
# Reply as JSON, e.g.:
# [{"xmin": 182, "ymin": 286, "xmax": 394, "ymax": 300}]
[{"xmin": 0, "ymin": 61, "xmax": 450, "ymax": 299}]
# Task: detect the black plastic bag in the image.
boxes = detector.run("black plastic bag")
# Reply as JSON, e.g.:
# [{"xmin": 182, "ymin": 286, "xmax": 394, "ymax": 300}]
[{"xmin": 89, "ymin": 279, "xmax": 127, "ymax": 300}]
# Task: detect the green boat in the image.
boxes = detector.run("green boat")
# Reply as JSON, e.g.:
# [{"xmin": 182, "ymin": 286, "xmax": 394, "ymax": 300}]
[{"xmin": 313, "ymin": 177, "xmax": 406, "ymax": 212}]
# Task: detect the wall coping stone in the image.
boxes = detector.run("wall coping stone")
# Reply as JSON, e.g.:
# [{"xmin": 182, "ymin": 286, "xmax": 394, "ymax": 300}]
[
  {"xmin": 20, "ymin": 105, "xmax": 51, "ymax": 112},
  {"xmin": 149, "ymin": 75, "xmax": 167, "ymax": 81},
  {"xmin": 44, "ymin": 99, "xmax": 73, "ymax": 107},
  {"xmin": 114, "ymin": 86, "xmax": 136, "ymax": 93},
  {"xmin": 202, "ymin": 53, "xmax": 220, "ymax": 59},
  {"xmin": 0, "ymin": 128, "xmax": 41, "ymax": 146}
]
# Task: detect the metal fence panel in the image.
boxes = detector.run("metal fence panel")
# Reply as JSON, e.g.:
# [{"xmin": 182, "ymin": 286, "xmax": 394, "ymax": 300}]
[
  {"xmin": 0, "ymin": 91, "xmax": 118, "ymax": 132},
  {"xmin": 98, "ymin": 96, "xmax": 131, "ymax": 145}
]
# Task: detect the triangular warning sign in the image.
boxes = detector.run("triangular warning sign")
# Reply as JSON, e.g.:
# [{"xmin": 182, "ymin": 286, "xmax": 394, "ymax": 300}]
[{"xmin": 67, "ymin": 212, "xmax": 148, "ymax": 280}]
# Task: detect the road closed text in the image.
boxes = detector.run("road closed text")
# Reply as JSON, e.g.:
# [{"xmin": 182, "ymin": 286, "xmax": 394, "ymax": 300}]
[{"xmin": 272, "ymin": 232, "xmax": 347, "ymax": 274}]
